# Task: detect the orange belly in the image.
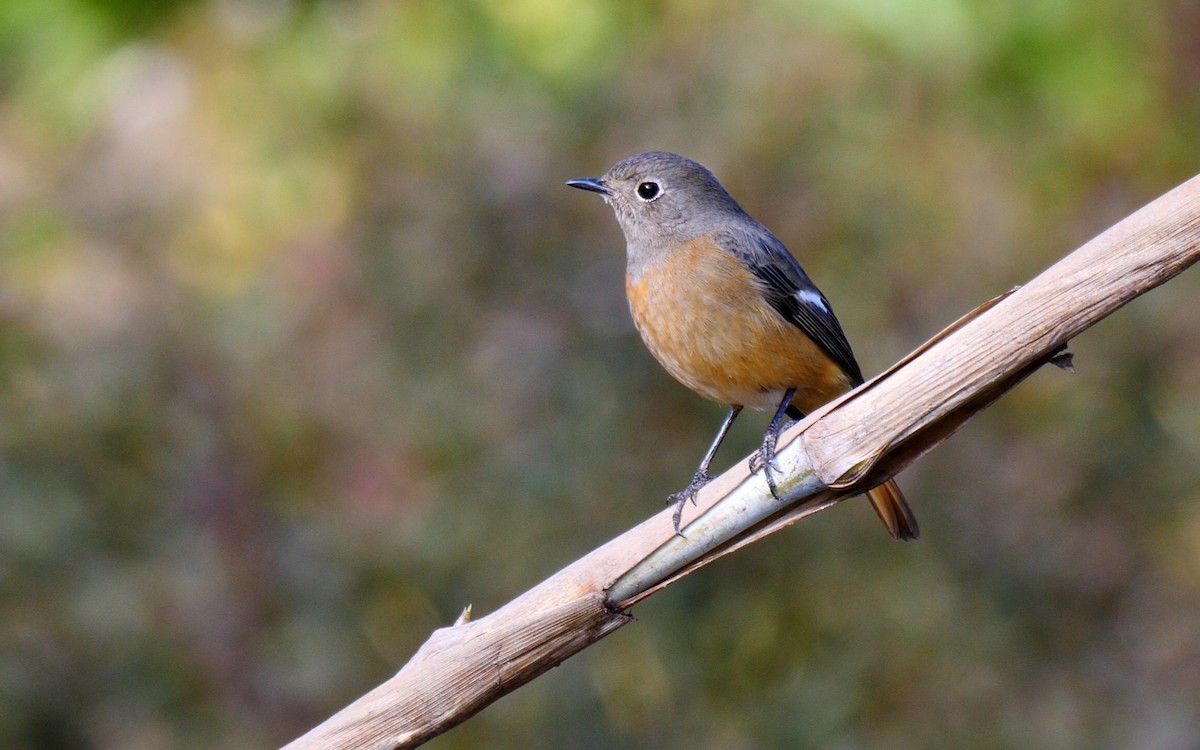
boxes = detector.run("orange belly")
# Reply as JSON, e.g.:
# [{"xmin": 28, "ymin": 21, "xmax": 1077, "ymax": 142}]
[{"xmin": 626, "ymin": 238, "xmax": 854, "ymax": 414}]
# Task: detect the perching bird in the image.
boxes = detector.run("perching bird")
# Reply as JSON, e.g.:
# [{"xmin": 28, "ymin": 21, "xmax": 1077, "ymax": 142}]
[{"xmin": 567, "ymin": 151, "xmax": 918, "ymax": 540}]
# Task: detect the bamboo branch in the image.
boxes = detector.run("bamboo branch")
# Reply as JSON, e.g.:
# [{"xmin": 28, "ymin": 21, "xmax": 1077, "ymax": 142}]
[{"xmin": 282, "ymin": 172, "xmax": 1200, "ymax": 749}]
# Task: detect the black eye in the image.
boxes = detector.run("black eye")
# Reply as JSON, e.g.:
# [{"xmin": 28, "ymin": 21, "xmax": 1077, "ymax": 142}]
[{"xmin": 636, "ymin": 181, "xmax": 661, "ymax": 201}]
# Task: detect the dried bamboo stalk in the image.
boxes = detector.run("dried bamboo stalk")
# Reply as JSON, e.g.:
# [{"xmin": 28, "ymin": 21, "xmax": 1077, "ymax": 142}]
[{"xmin": 282, "ymin": 173, "xmax": 1200, "ymax": 750}]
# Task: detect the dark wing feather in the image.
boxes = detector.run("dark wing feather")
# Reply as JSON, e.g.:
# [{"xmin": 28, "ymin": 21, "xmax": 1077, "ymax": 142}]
[{"xmin": 716, "ymin": 227, "xmax": 865, "ymax": 385}]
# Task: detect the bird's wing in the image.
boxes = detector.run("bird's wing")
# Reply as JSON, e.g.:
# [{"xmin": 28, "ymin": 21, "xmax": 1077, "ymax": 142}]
[{"xmin": 717, "ymin": 226, "xmax": 865, "ymax": 385}]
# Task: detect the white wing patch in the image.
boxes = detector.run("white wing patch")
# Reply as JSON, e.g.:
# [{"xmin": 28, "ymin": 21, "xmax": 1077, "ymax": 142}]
[{"xmin": 795, "ymin": 288, "xmax": 828, "ymax": 312}]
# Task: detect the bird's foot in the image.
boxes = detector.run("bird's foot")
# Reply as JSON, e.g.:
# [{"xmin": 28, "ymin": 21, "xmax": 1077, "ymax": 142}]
[
  {"xmin": 667, "ymin": 470, "xmax": 714, "ymax": 534},
  {"xmin": 748, "ymin": 430, "xmax": 782, "ymax": 500}
]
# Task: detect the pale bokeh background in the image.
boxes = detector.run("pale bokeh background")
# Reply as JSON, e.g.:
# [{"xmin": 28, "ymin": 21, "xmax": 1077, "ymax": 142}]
[{"xmin": 3, "ymin": 1, "xmax": 1200, "ymax": 748}]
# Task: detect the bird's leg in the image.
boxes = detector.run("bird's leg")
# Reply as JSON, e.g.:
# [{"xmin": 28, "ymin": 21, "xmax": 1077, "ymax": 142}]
[
  {"xmin": 669, "ymin": 405, "xmax": 743, "ymax": 532},
  {"xmin": 749, "ymin": 388, "xmax": 797, "ymax": 500}
]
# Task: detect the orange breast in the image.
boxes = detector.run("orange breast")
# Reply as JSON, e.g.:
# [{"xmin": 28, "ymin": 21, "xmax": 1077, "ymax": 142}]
[{"xmin": 626, "ymin": 235, "xmax": 854, "ymax": 413}]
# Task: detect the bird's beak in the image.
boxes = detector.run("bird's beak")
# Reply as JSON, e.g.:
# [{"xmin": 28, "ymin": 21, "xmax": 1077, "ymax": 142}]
[{"xmin": 566, "ymin": 177, "xmax": 610, "ymax": 195}]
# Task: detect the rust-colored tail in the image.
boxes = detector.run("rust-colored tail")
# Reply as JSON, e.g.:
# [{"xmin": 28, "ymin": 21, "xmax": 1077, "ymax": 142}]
[{"xmin": 866, "ymin": 479, "xmax": 919, "ymax": 541}]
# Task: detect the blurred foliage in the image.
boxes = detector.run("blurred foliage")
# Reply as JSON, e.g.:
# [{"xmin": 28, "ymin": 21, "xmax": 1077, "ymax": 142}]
[{"xmin": 2, "ymin": 0, "xmax": 1200, "ymax": 748}]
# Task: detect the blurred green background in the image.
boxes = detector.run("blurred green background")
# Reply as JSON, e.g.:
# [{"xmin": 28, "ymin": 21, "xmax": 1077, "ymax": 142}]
[{"xmin": 3, "ymin": 1, "xmax": 1200, "ymax": 748}]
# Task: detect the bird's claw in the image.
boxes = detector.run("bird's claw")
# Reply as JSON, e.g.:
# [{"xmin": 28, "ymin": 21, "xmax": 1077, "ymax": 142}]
[
  {"xmin": 749, "ymin": 431, "xmax": 783, "ymax": 500},
  {"xmin": 667, "ymin": 470, "xmax": 714, "ymax": 534}
]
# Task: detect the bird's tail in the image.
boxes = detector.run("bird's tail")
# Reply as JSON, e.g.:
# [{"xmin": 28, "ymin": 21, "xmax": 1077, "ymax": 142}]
[{"xmin": 866, "ymin": 479, "xmax": 919, "ymax": 541}]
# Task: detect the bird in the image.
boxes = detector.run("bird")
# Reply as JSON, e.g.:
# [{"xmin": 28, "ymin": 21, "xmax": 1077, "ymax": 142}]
[{"xmin": 567, "ymin": 151, "xmax": 918, "ymax": 540}]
